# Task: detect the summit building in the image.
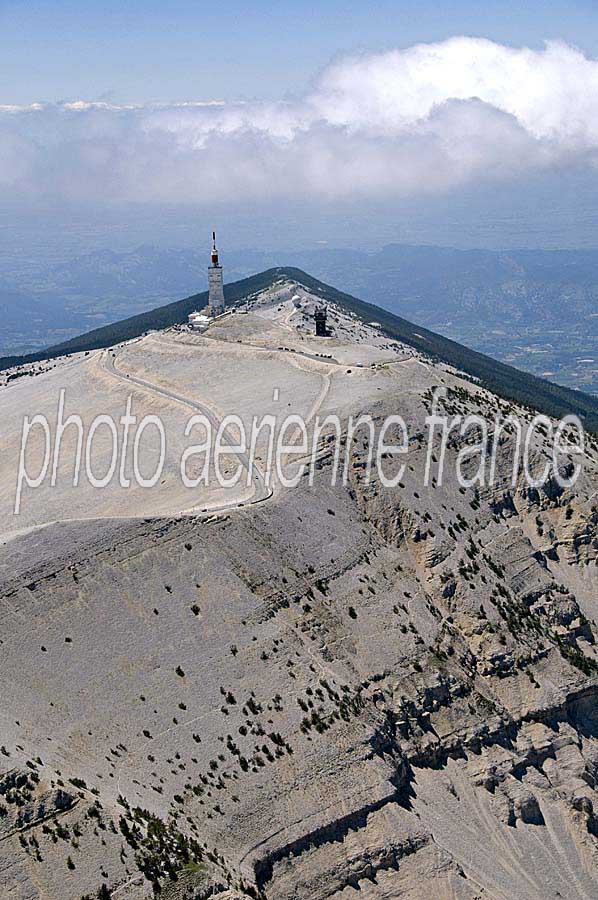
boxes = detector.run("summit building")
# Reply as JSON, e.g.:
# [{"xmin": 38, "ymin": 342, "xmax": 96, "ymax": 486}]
[
  {"xmin": 188, "ymin": 231, "xmax": 226, "ymax": 329},
  {"xmin": 206, "ymin": 231, "xmax": 225, "ymax": 317}
]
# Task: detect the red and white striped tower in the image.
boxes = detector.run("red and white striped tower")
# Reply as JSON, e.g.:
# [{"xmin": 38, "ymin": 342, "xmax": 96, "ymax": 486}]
[{"xmin": 207, "ymin": 230, "xmax": 225, "ymax": 316}]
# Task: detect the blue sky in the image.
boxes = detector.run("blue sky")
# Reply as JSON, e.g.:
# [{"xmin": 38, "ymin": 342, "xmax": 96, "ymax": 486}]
[{"xmin": 1, "ymin": 0, "xmax": 597, "ymax": 104}]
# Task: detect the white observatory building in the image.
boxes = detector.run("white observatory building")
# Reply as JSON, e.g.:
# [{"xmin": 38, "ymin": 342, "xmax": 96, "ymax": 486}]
[
  {"xmin": 206, "ymin": 231, "xmax": 225, "ymax": 317},
  {"xmin": 187, "ymin": 231, "xmax": 226, "ymax": 329}
]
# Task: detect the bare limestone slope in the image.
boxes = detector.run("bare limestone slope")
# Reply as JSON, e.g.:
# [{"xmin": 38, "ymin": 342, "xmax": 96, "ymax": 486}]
[{"xmin": 0, "ymin": 283, "xmax": 596, "ymax": 899}]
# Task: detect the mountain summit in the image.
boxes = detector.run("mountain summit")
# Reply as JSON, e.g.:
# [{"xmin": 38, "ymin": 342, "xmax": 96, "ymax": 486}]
[
  {"xmin": 0, "ymin": 274, "xmax": 597, "ymax": 898},
  {"xmin": 2, "ymin": 267, "xmax": 598, "ymax": 431}
]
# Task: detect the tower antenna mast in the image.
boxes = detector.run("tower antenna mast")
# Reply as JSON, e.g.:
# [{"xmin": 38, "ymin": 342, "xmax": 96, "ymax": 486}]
[{"xmin": 207, "ymin": 230, "xmax": 225, "ymax": 316}]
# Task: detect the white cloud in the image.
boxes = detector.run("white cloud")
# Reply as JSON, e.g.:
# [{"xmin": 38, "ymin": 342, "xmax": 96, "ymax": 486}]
[{"xmin": 2, "ymin": 37, "xmax": 598, "ymax": 206}]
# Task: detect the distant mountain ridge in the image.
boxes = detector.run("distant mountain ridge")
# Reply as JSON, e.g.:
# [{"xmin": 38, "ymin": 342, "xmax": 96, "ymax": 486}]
[
  {"xmin": 40, "ymin": 241, "xmax": 598, "ymax": 330},
  {"xmin": 2, "ymin": 267, "xmax": 598, "ymax": 432},
  {"xmin": 2, "ymin": 242, "xmax": 597, "ymax": 394}
]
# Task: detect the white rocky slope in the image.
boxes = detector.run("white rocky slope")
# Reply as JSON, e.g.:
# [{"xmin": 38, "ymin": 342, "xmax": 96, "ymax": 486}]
[{"xmin": 0, "ymin": 283, "xmax": 596, "ymax": 899}]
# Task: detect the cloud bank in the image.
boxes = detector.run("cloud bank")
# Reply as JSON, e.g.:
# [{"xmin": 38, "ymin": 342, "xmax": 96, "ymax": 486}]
[{"xmin": 2, "ymin": 37, "xmax": 598, "ymax": 207}]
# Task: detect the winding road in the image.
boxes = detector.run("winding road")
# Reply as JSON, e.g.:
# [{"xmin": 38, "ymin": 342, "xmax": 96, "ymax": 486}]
[{"xmin": 103, "ymin": 345, "xmax": 272, "ymax": 515}]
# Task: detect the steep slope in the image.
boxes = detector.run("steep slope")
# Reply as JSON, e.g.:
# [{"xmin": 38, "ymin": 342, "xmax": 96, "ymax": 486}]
[
  {"xmin": 280, "ymin": 268, "xmax": 598, "ymax": 433},
  {"xmin": 1, "ymin": 268, "xmax": 597, "ymax": 431},
  {"xmin": 0, "ymin": 280, "xmax": 597, "ymax": 899}
]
